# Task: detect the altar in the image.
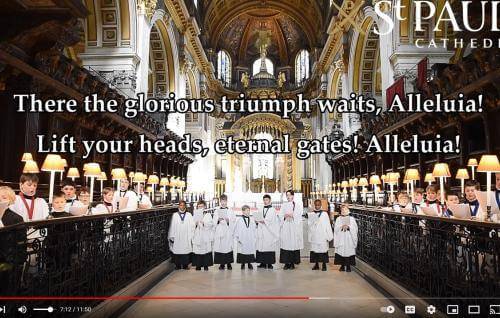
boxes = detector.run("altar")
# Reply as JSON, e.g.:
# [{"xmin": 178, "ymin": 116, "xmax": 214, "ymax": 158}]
[{"xmin": 227, "ymin": 190, "xmax": 302, "ymax": 209}]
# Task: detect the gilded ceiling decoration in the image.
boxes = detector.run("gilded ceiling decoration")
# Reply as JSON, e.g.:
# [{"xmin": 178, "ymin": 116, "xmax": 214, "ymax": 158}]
[{"xmin": 204, "ymin": 0, "xmax": 323, "ymax": 66}]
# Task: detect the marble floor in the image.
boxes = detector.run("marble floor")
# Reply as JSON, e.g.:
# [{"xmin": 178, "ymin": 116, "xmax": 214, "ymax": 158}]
[
  {"xmin": 120, "ymin": 221, "xmax": 405, "ymax": 318},
  {"xmin": 120, "ymin": 261, "xmax": 404, "ymax": 318}
]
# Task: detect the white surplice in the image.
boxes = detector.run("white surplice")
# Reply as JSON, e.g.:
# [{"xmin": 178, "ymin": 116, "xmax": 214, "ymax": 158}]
[
  {"xmin": 137, "ymin": 193, "xmax": 153, "ymax": 209},
  {"xmin": 213, "ymin": 207, "xmax": 236, "ymax": 254},
  {"xmin": 279, "ymin": 201, "xmax": 304, "ymax": 251},
  {"xmin": 234, "ymin": 216, "xmax": 257, "ymax": 255},
  {"xmin": 192, "ymin": 210, "xmax": 214, "ymax": 254},
  {"xmin": 113, "ymin": 190, "xmax": 138, "ymax": 212},
  {"xmin": 11, "ymin": 195, "xmax": 49, "ymax": 222},
  {"xmin": 168, "ymin": 211, "xmax": 195, "ymax": 254},
  {"xmin": 64, "ymin": 197, "xmax": 85, "ymax": 212},
  {"xmin": 308, "ymin": 211, "xmax": 333, "ymax": 253},
  {"xmin": 256, "ymin": 206, "xmax": 280, "ymax": 252},
  {"xmin": 333, "ymin": 215, "xmax": 358, "ymax": 258}
]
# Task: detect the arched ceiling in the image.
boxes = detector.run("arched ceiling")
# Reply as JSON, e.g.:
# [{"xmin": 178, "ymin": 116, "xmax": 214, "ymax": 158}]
[{"xmin": 203, "ymin": 0, "xmax": 323, "ymax": 66}]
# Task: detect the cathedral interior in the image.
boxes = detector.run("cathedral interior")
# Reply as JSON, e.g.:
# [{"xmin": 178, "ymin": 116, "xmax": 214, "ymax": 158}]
[{"xmin": 0, "ymin": 0, "xmax": 499, "ymax": 317}]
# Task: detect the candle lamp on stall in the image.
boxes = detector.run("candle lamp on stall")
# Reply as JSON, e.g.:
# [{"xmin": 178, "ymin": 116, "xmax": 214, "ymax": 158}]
[
  {"xmin": 468, "ymin": 158, "xmax": 478, "ymax": 180},
  {"xmin": 369, "ymin": 175, "xmax": 381, "ymax": 205},
  {"xmin": 432, "ymin": 163, "xmax": 451, "ymax": 205},
  {"xmin": 111, "ymin": 168, "xmax": 127, "ymax": 190},
  {"xmin": 21, "ymin": 153, "xmax": 33, "ymax": 162},
  {"xmin": 424, "ymin": 173, "xmax": 435, "ymax": 185},
  {"xmin": 386, "ymin": 172, "xmax": 399, "ymax": 204},
  {"xmin": 405, "ymin": 169, "xmax": 420, "ymax": 202},
  {"xmin": 23, "ymin": 160, "xmax": 40, "ymax": 174},
  {"xmin": 455, "ymin": 168, "xmax": 470, "ymax": 198},
  {"xmin": 133, "ymin": 172, "xmax": 147, "ymax": 192},
  {"xmin": 97, "ymin": 172, "xmax": 107, "ymax": 194},
  {"xmin": 477, "ymin": 155, "xmax": 500, "ymax": 221},
  {"xmin": 147, "ymin": 174, "xmax": 160, "ymax": 204},
  {"xmin": 84, "ymin": 163, "xmax": 102, "ymax": 203},
  {"xmin": 60, "ymin": 158, "xmax": 68, "ymax": 181},
  {"xmin": 358, "ymin": 178, "xmax": 368, "ymax": 204},
  {"xmin": 160, "ymin": 177, "xmax": 169, "ymax": 203},
  {"xmin": 41, "ymin": 154, "xmax": 65, "ymax": 204},
  {"xmin": 67, "ymin": 167, "xmax": 80, "ymax": 181}
]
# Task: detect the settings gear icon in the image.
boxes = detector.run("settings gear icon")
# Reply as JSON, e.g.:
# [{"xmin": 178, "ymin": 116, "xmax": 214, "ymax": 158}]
[{"xmin": 427, "ymin": 305, "xmax": 437, "ymax": 315}]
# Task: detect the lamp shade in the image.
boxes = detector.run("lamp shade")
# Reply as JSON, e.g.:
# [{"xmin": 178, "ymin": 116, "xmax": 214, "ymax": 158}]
[
  {"xmin": 133, "ymin": 172, "xmax": 147, "ymax": 182},
  {"xmin": 381, "ymin": 174, "xmax": 386, "ymax": 181},
  {"xmin": 83, "ymin": 163, "xmax": 89, "ymax": 171},
  {"xmin": 160, "ymin": 177, "xmax": 169, "ymax": 186},
  {"xmin": 147, "ymin": 174, "xmax": 160, "ymax": 185},
  {"xmin": 21, "ymin": 153, "xmax": 33, "ymax": 162},
  {"xmin": 424, "ymin": 173, "xmax": 435, "ymax": 183},
  {"xmin": 477, "ymin": 155, "xmax": 500, "ymax": 172},
  {"xmin": 386, "ymin": 172, "xmax": 399, "ymax": 184},
  {"xmin": 67, "ymin": 167, "xmax": 80, "ymax": 179},
  {"xmin": 23, "ymin": 160, "xmax": 40, "ymax": 174},
  {"xmin": 432, "ymin": 163, "xmax": 451, "ymax": 178},
  {"xmin": 129, "ymin": 171, "xmax": 135, "ymax": 178},
  {"xmin": 358, "ymin": 178, "xmax": 368, "ymax": 187},
  {"xmin": 467, "ymin": 158, "xmax": 478, "ymax": 167},
  {"xmin": 341, "ymin": 180, "xmax": 349, "ymax": 188},
  {"xmin": 83, "ymin": 163, "xmax": 102, "ymax": 177},
  {"xmin": 405, "ymin": 169, "xmax": 420, "ymax": 181},
  {"xmin": 146, "ymin": 186, "xmax": 153, "ymax": 193},
  {"xmin": 41, "ymin": 154, "xmax": 65, "ymax": 172},
  {"xmin": 369, "ymin": 175, "xmax": 381, "ymax": 185},
  {"xmin": 455, "ymin": 168, "xmax": 470, "ymax": 180},
  {"xmin": 111, "ymin": 168, "xmax": 127, "ymax": 180},
  {"xmin": 61, "ymin": 158, "xmax": 68, "ymax": 168},
  {"xmin": 97, "ymin": 172, "xmax": 107, "ymax": 181}
]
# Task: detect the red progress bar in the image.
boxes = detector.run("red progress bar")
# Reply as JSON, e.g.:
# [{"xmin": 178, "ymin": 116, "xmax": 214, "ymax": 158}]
[{"xmin": 0, "ymin": 296, "xmax": 310, "ymax": 301}]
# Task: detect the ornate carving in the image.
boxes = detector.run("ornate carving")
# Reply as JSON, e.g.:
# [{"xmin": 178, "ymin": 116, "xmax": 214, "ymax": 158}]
[{"xmin": 137, "ymin": 0, "xmax": 158, "ymax": 19}]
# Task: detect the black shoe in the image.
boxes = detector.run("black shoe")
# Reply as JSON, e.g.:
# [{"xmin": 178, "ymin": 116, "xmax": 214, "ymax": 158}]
[
  {"xmin": 227, "ymin": 264, "xmax": 232, "ymax": 270},
  {"xmin": 322, "ymin": 263, "xmax": 327, "ymax": 271},
  {"xmin": 267, "ymin": 264, "xmax": 273, "ymax": 269},
  {"xmin": 312, "ymin": 263, "xmax": 319, "ymax": 270},
  {"xmin": 195, "ymin": 266, "xmax": 201, "ymax": 271},
  {"xmin": 204, "ymin": 266, "xmax": 209, "ymax": 271},
  {"xmin": 258, "ymin": 263, "xmax": 266, "ymax": 268},
  {"xmin": 241, "ymin": 264, "xmax": 245, "ymax": 269},
  {"xmin": 248, "ymin": 263, "xmax": 253, "ymax": 269},
  {"xmin": 339, "ymin": 265, "xmax": 345, "ymax": 272},
  {"xmin": 182, "ymin": 265, "xmax": 189, "ymax": 270},
  {"xmin": 283, "ymin": 263, "xmax": 290, "ymax": 270},
  {"xmin": 175, "ymin": 265, "xmax": 181, "ymax": 270},
  {"xmin": 219, "ymin": 264, "xmax": 225, "ymax": 270},
  {"xmin": 346, "ymin": 265, "xmax": 351, "ymax": 272},
  {"xmin": 290, "ymin": 263, "xmax": 295, "ymax": 269}
]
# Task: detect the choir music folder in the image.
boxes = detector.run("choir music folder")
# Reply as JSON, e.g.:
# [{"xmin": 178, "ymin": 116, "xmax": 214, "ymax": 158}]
[
  {"xmin": 69, "ymin": 205, "xmax": 88, "ymax": 216},
  {"xmin": 119, "ymin": 197, "xmax": 129, "ymax": 210},
  {"xmin": 447, "ymin": 204, "xmax": 471, "ymax": 219},
  {"xmin": 421, "ymin": 206, "xmax": 439, "ymax": 217},
  {"xmin": 307, "ymin": 212, "xmax": 318, "ymax": 223},
  {"xmin": 217, "ymin": 209, "xmax": 227, "ymax": 220},
  {"xmin": 193, "ymin": 209, "xmax": 203, "ymax": 223},
  {"xmin": 253, "ymin": 210, "xmax": 264, "ymax": 222},
  {"xmin": 476, "ymin": 191, "xmax": 500, "ymax": 215}
]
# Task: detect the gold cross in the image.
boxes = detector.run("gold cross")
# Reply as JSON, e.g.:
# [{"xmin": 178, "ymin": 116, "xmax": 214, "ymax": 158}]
[{"xmin": 331, "ymin": 0, "xmax": 366, "ymax": 35}]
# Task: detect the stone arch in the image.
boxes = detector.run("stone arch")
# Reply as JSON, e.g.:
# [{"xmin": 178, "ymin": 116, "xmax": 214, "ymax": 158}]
[{"xmin": 84, "ymin": 0, "xmax": 136, "ymax": 48}]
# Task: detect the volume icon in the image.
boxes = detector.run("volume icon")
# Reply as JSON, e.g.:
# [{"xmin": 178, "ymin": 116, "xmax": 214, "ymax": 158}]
[{"xmin": 18, "ymin": 306, "xmax": 27, "ymax": 314}]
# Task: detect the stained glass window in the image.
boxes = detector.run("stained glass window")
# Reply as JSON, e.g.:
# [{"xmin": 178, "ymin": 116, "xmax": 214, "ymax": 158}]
[
  {"xmin": 217, "ymin": 50, "xmax": 231, "ymax": 87},
  {"xmin": 295, "ymin": 49, "xmax": 310, "ymax": 85}
]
